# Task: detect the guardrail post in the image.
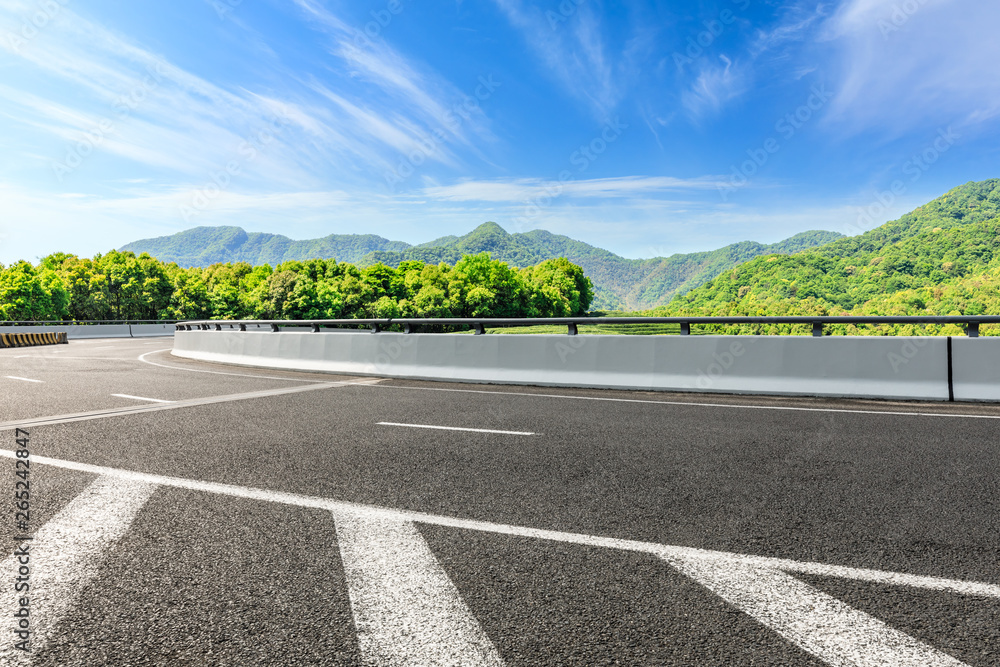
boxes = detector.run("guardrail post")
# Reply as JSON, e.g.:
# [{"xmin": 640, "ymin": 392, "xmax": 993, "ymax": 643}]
[
  {"xmin": 473, "ymin": 323, "xmax": 485, "ymax": 335},
  {"xmin": 567, "ymin": 322, "xmax": 578, "ymax": 336},
  {"xmin": 680, "ymin": 322, "xmax": 690, "ymax": 336},
  {"xmin": 214, "ymin": 323, "xmax": 222, "ymax": 331},
  {"xmin": 270, "ymin": 323, "xmax": 279, "ymax": 332},
  {"xmin": 968, "ymin": 321, "xmax": 980, "ymax": 338},
  {"xmin": 370, "ymin": 323, "xmax": 381, "ymax": 333},
  {"xmin": 403, "ymin": 322, "xmax": 418, "ymax": 334},
  {"xmin": 239, "ymin": 323, "xmax": 246, "ymax": 332},
  {"xmin": 812, "ymin": 322, "xmax": 823, "ymax": 337},
  {"xmin": 311, "ymin": 323, "xmax": 320, "ymax": 332}
]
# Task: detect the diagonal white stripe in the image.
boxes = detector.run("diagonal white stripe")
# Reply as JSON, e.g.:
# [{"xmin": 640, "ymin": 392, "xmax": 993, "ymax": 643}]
[
  {"xmin": 0, "ymin": 475, "xmax": 158, "ymax": 663},
  {"xmin": 661, "ymin": 556, "xmax": 968, "ymax": 667},
  {"xmin": 0, "ymin": 449, "xmax": 997, "ymax": 600},
  {"xmin": 334, "ymin": 514, "xmax": 504, "ymax": 666}
]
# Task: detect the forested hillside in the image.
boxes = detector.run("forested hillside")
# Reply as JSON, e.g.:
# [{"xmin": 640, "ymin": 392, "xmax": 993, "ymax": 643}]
[
  {"xmin": 119, "ymin": 226, "xmax": 410, "ymax": 267},
  {"xmin": 0, "ymin": 252, "xmax": 592, "ymax": 322},
  {"xmin": 123, "ymin": 222, "xmax": 842, "ymax": 310},
  {"xmin": 660, "ymin": 179, "xmax": 1000, "ymax": 335}
]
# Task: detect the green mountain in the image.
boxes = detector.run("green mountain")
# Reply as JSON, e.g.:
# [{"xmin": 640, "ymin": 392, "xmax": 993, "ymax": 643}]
[
  {"xmin": 121, "ymin": 222, "xmax": 842, "ymax": 310},
  {"xmin": 119, "ymin": 226, "xmax": 410, "ymax": 267},
  {"xmin": 662, "ymin": 179, "xmax": 1000, "ymax": 330}
]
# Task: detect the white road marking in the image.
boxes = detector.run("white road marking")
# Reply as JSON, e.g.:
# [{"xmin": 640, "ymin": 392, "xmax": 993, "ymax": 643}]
[
  {"xmin": 362, "ymin": 383, "xmax": 1000, "ymax": 420},
  {"xmin": 0, "ymin": 449, "xmax": 995, "ymax": 600},
  {"xmin": 0, "ymin": 381, "xmax": 370, "ymax": 431},
  {"xmin": 378, "ymin": 422, "xmax": 535, "ymax": 436},
  {"xmin": 138, "ymin": 349, "xmax": 329, "ymax": 383},
  {"xmin": 662, "ymin": 554, "xmax": 967, "ymax": 667},
  {"xmin": 9, "ymin": 356, "xmax": 136, "ymax": 361},
  {"xmin": 0, "ymin": 475, "xmax": 157, "ymax": 663},
  {"xmin": 335, "ymin": 514, "xmax": 504, "ymax": 666},
  {"xmin": 5, "ymin": 376, "xmax": 43, "ymax": 383},
  {"xmin": 111, "ymin": 393, "xmax": 174, "ymax": 404}
]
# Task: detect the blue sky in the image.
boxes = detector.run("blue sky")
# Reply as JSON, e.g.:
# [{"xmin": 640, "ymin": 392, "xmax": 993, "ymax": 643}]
[{"xmin": 0, "ymin": 0, "xmax": 997, "ymax": 264}]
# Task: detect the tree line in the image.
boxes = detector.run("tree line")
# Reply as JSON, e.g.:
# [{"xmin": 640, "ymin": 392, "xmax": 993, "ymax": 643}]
[{"xmin": 0, "ymin": 251, "xmax": 594, "ymax": 321}]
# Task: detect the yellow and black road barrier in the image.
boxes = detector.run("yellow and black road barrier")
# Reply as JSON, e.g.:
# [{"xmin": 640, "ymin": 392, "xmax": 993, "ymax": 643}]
[{"xmin": 0, "ymin": 332, "xmax": 68, "ymax": 348}]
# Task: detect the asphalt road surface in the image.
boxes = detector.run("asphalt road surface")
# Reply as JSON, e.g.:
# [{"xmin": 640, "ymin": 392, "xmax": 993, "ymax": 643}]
[{"xmin": 0, "ymin": 336, "xmax": 998, "ymax": 666}]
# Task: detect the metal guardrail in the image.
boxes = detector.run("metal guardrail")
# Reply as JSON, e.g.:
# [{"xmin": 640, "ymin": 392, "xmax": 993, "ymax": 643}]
[
  {"xmin": 176, "ymin": 316, "xmax": 1000, "ymax": 338},
  {"xmin": 0, "ymin": 320, "xmax": 178, "ymax": 325}
]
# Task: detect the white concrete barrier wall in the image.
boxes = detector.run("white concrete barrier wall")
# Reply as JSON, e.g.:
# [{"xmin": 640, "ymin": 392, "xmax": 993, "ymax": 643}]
[
  {"xmin": 952, "ymin": 337, "xmax": 1000, "ymax": 401},
  {"xmin": 129, "ymin": 323, "xmax": 176, "ymax": 337},
  {"xmin": 171, "ymin": 330, "xmax": 972, "ymax": 401},
  {"xmin": 0, "ymin": 324, "xmax": 174, "ymax": 339}
]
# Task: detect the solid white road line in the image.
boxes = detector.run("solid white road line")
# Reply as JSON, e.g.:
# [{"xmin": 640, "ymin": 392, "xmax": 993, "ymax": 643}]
[
  {"xmin": 9, "ymin": 356, "xmax": 137, "ymax": 361},
  {"xmin": 5, "ymin": 376, "xmax": 44, "ymax": 383},
  {"xmin": 0, "ymin": 475, "xmax": 157, "ymax": 663},
  {"xmin": 0, "ymin": 381, "xmax": 365, "ymax": 431},
  {"xmin": 335, "ymin": 514, "xmax": 504, "ymax": 666},
  {"xmin": 1, "ymin": 449, "xmax": 996, "ymax": 600},
  {"xmin": 111, "ymin": 394, "xmax": 174, "ymax": 404},
  {"xmin": 662, "ymin": 555, "xmax": 967, "ymax": 667},
  {"xmin": 378, "ymin": 422, "xmax": 535, "ymax": 436},
  {"xmin": 138, "ymin": 349, "xmax": 330, "ymax": 383},
  {"xmin": 361, "ymin": 383, "xmax": 1000, "ymax": 420}
]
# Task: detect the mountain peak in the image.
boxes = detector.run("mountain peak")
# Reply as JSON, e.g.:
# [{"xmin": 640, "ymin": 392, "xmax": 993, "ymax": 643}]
[{"xmin": 466, "ymin": 221, "xmax": 509, "ymax": 237}]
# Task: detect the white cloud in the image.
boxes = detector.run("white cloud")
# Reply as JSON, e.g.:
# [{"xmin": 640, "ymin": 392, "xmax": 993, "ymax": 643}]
[
  {"xmin": 0, "ymin": 0, "xmax": 499, "ymax": 199},
  {"xmin": 681, "ymin": 55, "xmax": 750, "ymax": 119},
  {"xmin": 421, "ymin": 175, "xmax": 729, "ymax": 203},
  {"xmin": 821, "ymin": 0, "xmax": 1000, "ymax": 134},
  {"xmin": 492, "ymin": 0, "xmax": 620, "ymax": 117},
  {"xmin": 289, "ymin": 0, "xmax": 492, "ymax": 150}
]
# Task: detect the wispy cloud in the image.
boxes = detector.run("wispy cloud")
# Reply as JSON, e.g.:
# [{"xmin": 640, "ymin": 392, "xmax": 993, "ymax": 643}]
[
  {"xmin": 422, "ymin": 175, "xmax": 729, "ymax": 203},
  {"xmin": 820, "ymin": 0, "xmax": 1000, "ymax": 134},
  {"xmin": 681, "ymin": 55, "xmax": 750, "ymax": 119},
  {"xmin": 492, "ymin": 0, "xmax": 620, "ymax": 118},
  {"xmin": 749, "ymin": 5, "xmax": 827, "ymax": 57},
  {"xmin": 0, "ymin": 0, "xmax": 497, "ymax": 195},
  {"xmin": 288, "ymin": 0, "xmax": 492, "ymax": 150}
]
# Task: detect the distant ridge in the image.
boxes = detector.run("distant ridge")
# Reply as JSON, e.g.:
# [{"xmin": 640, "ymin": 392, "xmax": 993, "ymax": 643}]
[
  {"xmin": 662, "ymin": 179, "xmax": 1000, "ymax": 318},
  {"xmin": 120, "ymin": 226, "xmax": 409, "ymax": 267},
  {"xmin": 121, "ymin": 223, "xmax": 843, "ymax": 310}
]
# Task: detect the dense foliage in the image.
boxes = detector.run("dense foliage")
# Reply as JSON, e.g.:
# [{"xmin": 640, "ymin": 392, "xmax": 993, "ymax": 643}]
[
  {"xmin": 0, "ymin": 251, "xmax": 593, "ymax": 322},
  {"xmin": 658, "ymin": 179, "xmax": 1000, "ymax": 335},
  {"xmin": 122, "ymin": 222, "xmax": 842, "ymax": 310}
]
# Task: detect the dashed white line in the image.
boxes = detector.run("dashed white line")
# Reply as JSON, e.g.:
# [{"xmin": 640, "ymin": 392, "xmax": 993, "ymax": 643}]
[
  {"xmin": 5, "ymin": 376, "xmax": 43, "ymax": 383},
  {"xmin": 111, "ymin": 393, "xmax": 174, "ymax": 404},
  {"xmin": 0, "ymin": 475, "xmax": 157, "ymax": 663},
  {"xmin": 335, "ymin": 514, "xmax": 504, "ymax": 666},
  {"xmin": 377, "ymin": 422, "xmax": 535, "ymax": 436}
]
